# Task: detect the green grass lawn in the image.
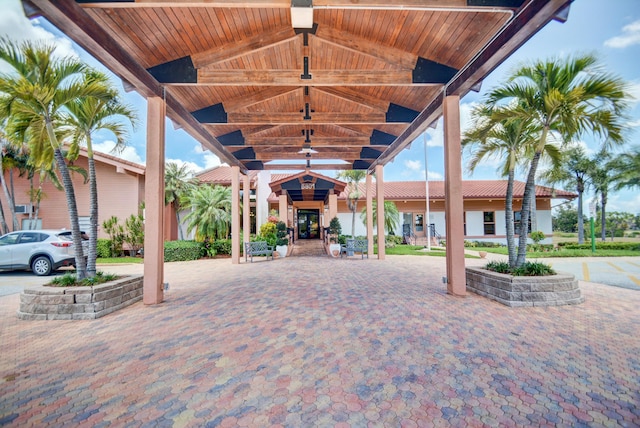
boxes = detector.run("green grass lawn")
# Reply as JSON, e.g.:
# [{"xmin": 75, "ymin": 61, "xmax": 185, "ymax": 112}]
[
  {"xmin": 377, "ymin": 245, "xmax": 480, "ymax": 258},
  {"xmin": 96, "ymin": 257, "xmax": 144, "ymax": 264}
]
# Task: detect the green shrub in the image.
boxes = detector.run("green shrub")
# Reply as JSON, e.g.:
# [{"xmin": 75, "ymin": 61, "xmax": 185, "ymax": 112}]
[
  {"xmin": 275, "ymin": 221, "xmax": 289, "ymax": 246},
  {"xmin": 164, "ymin": 240, "xmax": 203, "ymax": 262},
  {"xmin": 529, "ymin": 231, "xmax": 546, "ymax": 244},
  {"xmin": 464, "ymin": 240, "xmax": 478, "ymax": 248},
  {"xmin": 96, "ymin": 239, "xmax": 112, "ymax": 258},
  {"xmin": 49, "ymin": 271, "xmax": 118, "ymax": 287},
  {"xmin": 212, "ymin": 239, "xmax": 232, "ymax": 255},
  {"xmin": 386, "ymin": 235, "xmax": 403, "ymax": 246},
  {"xmin": 484, "ymin": 260, "xmax": 555, "ymax": 276}
]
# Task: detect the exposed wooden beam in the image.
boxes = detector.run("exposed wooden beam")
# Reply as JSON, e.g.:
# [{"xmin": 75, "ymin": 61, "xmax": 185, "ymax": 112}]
[
  {"xmin": 192, "ymin": 28, "xmax": 298, "ymax": 68},
  {"xmin": 314, "ymin": 87, "xmax": 389, "ymax": 112},
  {"xmin": 245, "ymin": 137, "xmax": 371, "ymax": 145},
  {"xmin": 226, "ymin": 112, "xmax": 392, "ymax": 125},
  {"xmin": 77, "ymin": 0, "xmax": 519, "ymax": 10},
  {"xmin": 256, "ymin": 151, "xmax": 361, "ymax": 160},
  {"xmin": 263, "ymin": 163, "xmax": 352, "ymax": 170},
  {"xmin": 223, "ymin": 87, "xmax": 301, "ymax": 112},
  {"xmin": 312, "ymin": 28, "xmax": 417, "ymax": 70},
  {"xmin": 239, "ymin": 125, "xmax": 281, "ymax": 135},
  {"xmin": 197, "ymin": 70, "xmax": 416, "ymax": 86}
]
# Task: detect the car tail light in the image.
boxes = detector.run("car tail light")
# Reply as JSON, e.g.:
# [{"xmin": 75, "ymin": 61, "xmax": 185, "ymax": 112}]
[{"xmin": 51, "ymin": 242, "xmax": 72, "ymax": 248}]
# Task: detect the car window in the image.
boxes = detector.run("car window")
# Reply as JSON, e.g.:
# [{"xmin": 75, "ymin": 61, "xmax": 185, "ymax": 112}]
[
  {"xmin": 0, "ymin": 234, "xmax": 19, "ymax": 246},
  {"xmin": 18, "ymin": 232, "xmax": 41, "ymax": 244}
]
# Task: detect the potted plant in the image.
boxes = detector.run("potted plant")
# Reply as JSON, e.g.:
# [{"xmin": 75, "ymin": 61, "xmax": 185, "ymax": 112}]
[
  {"xmin": 328, "ymin": 216, "xmax": 342, "ymax": 257},
  {"xmin": 275, "ymin": 221, "xmax": 289, "ymax": 258}
]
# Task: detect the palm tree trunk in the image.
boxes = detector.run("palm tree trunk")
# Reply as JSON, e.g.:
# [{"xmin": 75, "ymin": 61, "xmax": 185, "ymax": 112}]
[
  {"xmin": 53, "ymin": 147, "xmax": 87, "ymax": 279},
  {"xmin": 87, "ymin": 156, "xmax": 98, "ymax": 277},
  {"xmin": 0, "ymin": 201, "xmax": 7, "ymax": 235},
  {"xmin": 516, "ymin": 151, "xmax": 542, "ymax": 267},
  {"xmin": 576, "ymin": 189, "xmax": 584, "ymax": 245},
  {"xmin": 175, "ymin": 206, "xmax": 184, "ymax": 240},
  {"xmin": 0, "ymin": 151, "xmax": 18, "ymax": 231},
  {"xmin": 505, "ymin": 169, "xmax": 517, "ymax": 267},
  {"xmin": 600, "ymin": 191, "xmax": 607, "ymax": 242},
  {"xmin": 529, "ymin": 191, "xmax": 537, "ymax": 233}
]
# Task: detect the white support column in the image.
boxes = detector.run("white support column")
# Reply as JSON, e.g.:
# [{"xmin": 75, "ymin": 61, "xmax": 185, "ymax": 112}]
[
  {"xmin": 243, "ymin": 173, "xmax": 250, "ymax": 245},
  {"xmin": 444, "ymin": 95, "xmax": 466, "ymax": 296},
  {"xmin": 375, "ymin": 165, "xmax": 385, "ymax": 260},
  {"xmin": 143, "ymin": 97, "xmax": 165, "ymax": 305},
  {"xmin": 366, "ymin": 173, "xmax": 374, "ymax": 256},
  {"xmin": 231, "ymin": 166, "xmax": 240, "ymax": 265}
]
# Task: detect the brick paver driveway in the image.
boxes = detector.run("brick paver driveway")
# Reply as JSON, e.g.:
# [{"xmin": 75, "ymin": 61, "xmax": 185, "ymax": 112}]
[{"xmin": 1, "ymin": 256, "xmax": 639, "ymax": 426}]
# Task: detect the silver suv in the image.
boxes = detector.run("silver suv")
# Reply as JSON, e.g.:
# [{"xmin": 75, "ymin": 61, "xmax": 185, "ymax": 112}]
[{"xmin": 0, "ymin": 230, "xmax": 87, "ymax": 276}]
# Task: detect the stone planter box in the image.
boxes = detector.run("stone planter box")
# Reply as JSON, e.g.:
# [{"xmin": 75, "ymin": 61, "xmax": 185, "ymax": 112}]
[
  {"xmin": 465, "ymin": 267, "xmax": 584, "ymax": 307},
  {"xmin": 17, "ymin": 275, "xmax": 143, "ymax": 320}
]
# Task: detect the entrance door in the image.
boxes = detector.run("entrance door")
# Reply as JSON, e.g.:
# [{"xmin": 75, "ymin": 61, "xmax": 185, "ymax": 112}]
[{"xmin": 297, "ymin": 210, "xmax": 319, "ymax": 239}]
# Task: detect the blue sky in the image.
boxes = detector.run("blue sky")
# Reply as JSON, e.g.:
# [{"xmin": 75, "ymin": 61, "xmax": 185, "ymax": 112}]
[{"xmin": 1, "ymin": 0, "xmax": 639, "ymax": 212}]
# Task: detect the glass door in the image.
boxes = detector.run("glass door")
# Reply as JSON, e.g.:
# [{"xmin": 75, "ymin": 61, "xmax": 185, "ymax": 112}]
[{"xmin": 297, "ymin": 210, "xmax": 320, "ymax": 239}]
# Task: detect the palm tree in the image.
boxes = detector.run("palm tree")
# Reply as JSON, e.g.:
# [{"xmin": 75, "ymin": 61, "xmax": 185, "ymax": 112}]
[
  {"xmin": 165, "ymin": 162, "xmax": 196, "ymax": 240},
  {"xmin": 360, "ymin": 200, "xmax": 399, "ymax": 235},
  {"xmin": 0, "ymin": 39, "xmax": 112, "ymax": 279},
  {"xmin": 486, "ymin": 54, "xmax": 629, "ymax": 266},
  {"xmin": 614, "ymin": 146, "xmax": 640, "ymax": 190},
  {"xmin": 336, "ymin": 170, "xmax": 367, "ymax": 238},
  {"xmin": 541, "ymin": 146, "xmax": 594, "ymax": 244},
  {"xmin": 589, "ymin": 150, "xmax": 627, "ymax": 242},
  {"xmin": 182, "ymin": 184, "xmax": 232, "ymax": 241},
  {"xmin": 64, "ymin": 70, "xmax": 137, "ymax": 277},
  {"xmin": 462, "ymin": 103, "xmax": 542, "ymax": 266}
]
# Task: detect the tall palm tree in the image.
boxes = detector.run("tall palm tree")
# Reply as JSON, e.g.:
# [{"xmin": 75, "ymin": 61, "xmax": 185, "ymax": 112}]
[
  {"xmin": 541, "ymin": 146, "xmax": 594, "ymax": 244},
  {"xmin": 182, "ymin": 184, "xmax": 232, "ymax": 241},
  {"xmin": 360, "ymin": 200, "xmax": 399, "ymax": 235},
  {"xmin": 462, "ymin": 103, "xmax": 542, "ymax": 266},
  {"xmin": 589, "ymin": 150, "xmax": 627, "ymax": 242},
  {"xmin": 64, "ymin": 70, "xmax": 136, "ymax": 277},
  {"xmin": 336, "ymin": 169, "xmax": 367, "ymax": 238},
  {"xmin": 0, "ymin": 39, "xmax": 112, "ymax": 279},
  {"xmin": 165, "ymin": 162, "xmax": 196, "ymax": 240},
  {"xmin": 486, "ymin": 54, "xmax": 629, "ymax": 266}
]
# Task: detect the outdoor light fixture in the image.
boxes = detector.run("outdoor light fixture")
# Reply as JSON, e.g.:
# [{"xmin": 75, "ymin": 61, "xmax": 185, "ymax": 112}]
[
  {"xmin": 298, "ymin": 144, "xmax": 318, "ymax": 155},
  {"xmin": 291, "ymin": 0, "xmax": 313, "ymax": 28}
]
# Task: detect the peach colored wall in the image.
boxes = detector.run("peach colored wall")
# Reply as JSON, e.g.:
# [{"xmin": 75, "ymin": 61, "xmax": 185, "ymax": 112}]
[{"xmin": 0, "ymin": 157, "xmax": 143, "ymax": 238}]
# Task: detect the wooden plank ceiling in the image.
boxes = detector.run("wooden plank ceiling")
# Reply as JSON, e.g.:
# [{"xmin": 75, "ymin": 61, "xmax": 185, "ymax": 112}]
[{"xmin": 24, "ymin": 0, "xmax": 572, "ymax": 172}]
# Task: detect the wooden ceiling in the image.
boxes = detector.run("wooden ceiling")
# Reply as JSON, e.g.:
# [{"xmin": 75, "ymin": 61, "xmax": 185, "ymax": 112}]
[{"xmin": 24, "ymin": 0, "xmax": 572, "ymax": 173}]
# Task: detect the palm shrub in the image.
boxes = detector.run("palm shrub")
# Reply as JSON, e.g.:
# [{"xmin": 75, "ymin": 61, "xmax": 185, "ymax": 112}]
[
  {"xmin": 125, "ymin": 214, "xmax": 144, "ymax": 255},
  {"xmin": 102, "ymin": 216, "xmax": 125, "ymax": 257}
]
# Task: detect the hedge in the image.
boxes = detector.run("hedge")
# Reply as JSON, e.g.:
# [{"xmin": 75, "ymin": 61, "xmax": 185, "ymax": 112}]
[
  {"xmin": 558, "ymin": 241, "xmax": 640, "ymax": 251},
  {"xmin": 164, "ymin": 240, "xmax": 203, "ymax": 262},
  {"xmin": 96, "ymin": 239, "xmax": 113, "ymax": 258}
]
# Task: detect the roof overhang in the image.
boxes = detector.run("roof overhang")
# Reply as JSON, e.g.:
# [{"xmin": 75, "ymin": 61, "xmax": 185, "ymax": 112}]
[{"xmin": 270, "ymin": 170, "xmax": 346, "ymax": 202}]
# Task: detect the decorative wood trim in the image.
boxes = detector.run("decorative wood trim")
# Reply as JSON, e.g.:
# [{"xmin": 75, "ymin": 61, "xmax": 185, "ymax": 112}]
[{"xmin": 197, "ymin": 70, "xmax": 416, "ymax": 86}]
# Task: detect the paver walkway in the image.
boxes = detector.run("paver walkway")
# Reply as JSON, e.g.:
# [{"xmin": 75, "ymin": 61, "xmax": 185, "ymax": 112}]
[{"xmin": 1, "ymin": 256, "xmax": 639, "ymax": 427}]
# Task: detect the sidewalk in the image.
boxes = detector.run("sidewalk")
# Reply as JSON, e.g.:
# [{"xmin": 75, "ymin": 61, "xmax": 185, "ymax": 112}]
[{"xmin": 1, "ymin": 256, "xmax": 639, "ymax": 426}]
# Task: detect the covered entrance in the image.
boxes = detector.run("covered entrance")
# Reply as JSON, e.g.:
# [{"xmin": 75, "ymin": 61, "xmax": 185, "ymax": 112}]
[{"xmin": 297, "ymin": 210, "xmax": 319, "ymax": 240}]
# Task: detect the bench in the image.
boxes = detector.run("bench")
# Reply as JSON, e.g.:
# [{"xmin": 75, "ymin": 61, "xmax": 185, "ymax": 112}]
[
  {"xmin": 244, "ymin": 241, "xmax": 274, "ymax": 262},
  {"xmin": 341, "ymin": 239, "xmax": 368, "ymax": 259}
]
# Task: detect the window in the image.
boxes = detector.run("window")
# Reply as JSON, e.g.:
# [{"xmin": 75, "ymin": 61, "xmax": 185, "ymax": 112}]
[
  {"xmin": 483, "ymin": 212, "xmax": 495, "ymax": 235},
  {"xmin": 463, "ymin": 212, "xmax": 467, "ymax": 236},
  {"xmin": 514, "ymin": 211, "xmax": 532, "ymax": 234},
  {"xmin": 415, "ymin": 214, "xmax": 424, "ymax": 232}
]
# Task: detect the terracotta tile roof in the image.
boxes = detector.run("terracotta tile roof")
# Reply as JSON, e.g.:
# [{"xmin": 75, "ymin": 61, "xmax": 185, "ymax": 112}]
[
  {"xmin": 337, "ymin": 180, "xmax": 575, "ymax": 200},
  {"xmin": 76, "ymin": 147, "xmax": 145, "ymax": 174}
]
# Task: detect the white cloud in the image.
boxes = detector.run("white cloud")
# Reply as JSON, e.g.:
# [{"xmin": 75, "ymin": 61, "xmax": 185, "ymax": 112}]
[
  {"xmin": 194, "ymin": 144, "xmax": 224, "ymax": 169},
  {"xmin": 626, "ymin": 81, "xmax": 640, "ymax": 107},
  {"xmin": 92, "ymin": 141, "xmax": 145, "ymax": 165},
  {"xmin": 427, "ymin": 171, "xmax": 443, "ymax": 180},
  {"xmin": 604, "ymin": 19, "xmax": 640, "ymax": 49},
  {"xmin": 404, "ymin": 160, "xmax": 421, "ymax": 171},
  {"xmin": 0, "ymin": 0, "xmax": 80, "ymax": 74},
  {"xmin": 166, "ymin": 158, "xmax": 200, "ymax": 176},
  {"xmin": 607, "ymin": 192, "xmax": 640, "ymax": 214}
]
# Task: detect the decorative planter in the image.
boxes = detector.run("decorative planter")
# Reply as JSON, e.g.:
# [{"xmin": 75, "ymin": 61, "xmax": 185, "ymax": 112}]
[
  {"xmin": 465, "ymin": 267, "xmax": 583, "ymax": 307},
  {"xmin": 329, "ymin": 243, "xmax": 341, "ymax": 257},
  {"xmin": 478, "ymin": 251, "xmax": 487, "ymax": 259},
  {"xmin": 17, "ymin": 275, "xmax": 143, "ymax": 320},
  {"xmin": 276, "ymin": 245, "xmax": 288, "ymax": 258}
]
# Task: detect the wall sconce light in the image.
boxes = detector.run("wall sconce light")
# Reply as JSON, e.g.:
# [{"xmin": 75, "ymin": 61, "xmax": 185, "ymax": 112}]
[{"xmin": 291, "ymin": 0, "xmax": 313, "ymax": 28}]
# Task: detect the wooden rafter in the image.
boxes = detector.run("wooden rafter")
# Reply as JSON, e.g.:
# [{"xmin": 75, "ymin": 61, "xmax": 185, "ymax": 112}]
[
  {"xmin": 226, "ymin": 112, "xmax": 391, "ymax": 125},
  {"xmin": 191, "ymin": 28, "xmax": 298, "ymax": 68},
  {"xmin": 313, "ymin": 87, "xmax": 389, "ymax": 112},
  {"xmin": 222, "ymin": 87, "xmax": 301, "ymax": 112},
  {"xmin": 245, "ymin": 136, "xmax": 371, "ymax": 146},
  {"xmin": 197, "ymin": 70, "xmax": 416, "ymax": 86}
]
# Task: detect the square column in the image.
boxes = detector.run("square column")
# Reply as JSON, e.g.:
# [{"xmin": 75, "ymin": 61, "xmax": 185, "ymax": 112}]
[
  {"xmin": 279, "ymin": 194, "xmax": 288, "ymax": 223},
  {"xmin": 243, "ymin": 174, "xmax": 250, "ymax": 245},
  {"xmin": 366, "ymin": 173, "xmax": 374, "ymax": 256},
  {"xmin": 143, "ymin": 97, "xmax": 165, "ymax": 305},
  {"xmin": 443, "ymin": 95, "xmax": 466, "ymax": 296},
  {"xmin": 375, "ymin": 165, "xmax": 385, "ymax": 260},
  {"xmin": 231, "ymin": 166, "xmax": 240, "ymax": 264},
  {"xmin": 328, "ymin": 193, "xmax": 337, "ymax": 222}
]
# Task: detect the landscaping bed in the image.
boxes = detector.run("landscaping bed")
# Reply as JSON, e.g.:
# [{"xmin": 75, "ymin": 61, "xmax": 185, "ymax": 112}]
[{"xmin": 17, "ymin": 275, "xmax": 143, "ymax": 320}]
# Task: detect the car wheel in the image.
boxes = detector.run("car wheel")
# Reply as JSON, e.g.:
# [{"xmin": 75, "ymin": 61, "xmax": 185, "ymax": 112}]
[{"xmin": 31, "ymin": 256, "xmax": 52, "ymax": 276}]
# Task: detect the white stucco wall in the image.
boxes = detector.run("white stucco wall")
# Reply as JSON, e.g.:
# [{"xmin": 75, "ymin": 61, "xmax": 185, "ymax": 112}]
[{"xmin": 256, "ymin": 170, "xmax": 271, "ymax": 232}]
